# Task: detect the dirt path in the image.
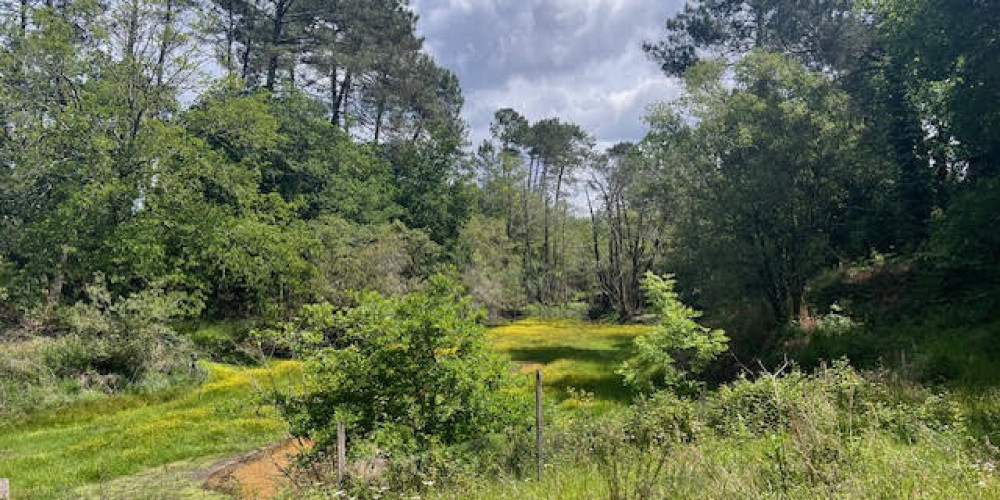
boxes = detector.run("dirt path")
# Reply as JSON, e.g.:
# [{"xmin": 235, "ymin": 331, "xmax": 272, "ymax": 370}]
[{"xmin": 202, "ymin": 440, "xmax": 309, "ymax": 499}]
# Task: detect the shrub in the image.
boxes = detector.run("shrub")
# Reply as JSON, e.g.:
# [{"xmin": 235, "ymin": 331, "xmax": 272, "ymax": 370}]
[
  {"xmin": 272, "ymin": 275, "xmax": 529, "ymax": 461},
  {"xmin": 47, "ymin": 276, "xmax": 201, "ymax": 383},
  {"xmin": 619, "ymin": 273, "xmax": 729, "ymax": 394}
]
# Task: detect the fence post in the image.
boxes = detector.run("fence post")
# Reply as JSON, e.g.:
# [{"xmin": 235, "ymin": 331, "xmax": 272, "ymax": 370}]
[
  {"xmin": 337, "ymin": 420, "xmax": 346, "ymax": 486},
  {"xmin": 535, "ymin": 369, "xmax": 544, "ymax": 480},
  {"xmin": 0, "ymin": 478, "xmax": 9, "ymax": 500}
]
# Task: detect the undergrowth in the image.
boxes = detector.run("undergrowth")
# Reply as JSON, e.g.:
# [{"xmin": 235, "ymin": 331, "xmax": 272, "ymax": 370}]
[{"xmin": 293, "ymin": 361, "xmax": 1000, "ymax": 499}]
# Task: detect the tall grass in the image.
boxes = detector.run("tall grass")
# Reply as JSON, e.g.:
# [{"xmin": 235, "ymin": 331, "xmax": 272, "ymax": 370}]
[{"xmin": 324, "ymin": 361, "xmax": 1000, "ymax": 500}]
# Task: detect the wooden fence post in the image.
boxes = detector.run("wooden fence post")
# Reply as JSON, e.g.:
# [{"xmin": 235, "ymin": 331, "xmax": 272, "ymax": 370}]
[
  {"xmin": 535, "ymin": 369, "xmax": 544, "ymax": 480},
  {"xmin": 0, "ymin": 478, "xmax": 9, "ymax": 500},
  {"xmin": 337, "ymin": 420, "xmax": 347, "ymax": 486}
]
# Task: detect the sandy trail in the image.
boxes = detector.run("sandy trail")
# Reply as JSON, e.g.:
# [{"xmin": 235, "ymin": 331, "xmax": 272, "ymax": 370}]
[{"xmin": 202, "ymin": 439, "xmax": 309, "ymax": 499}]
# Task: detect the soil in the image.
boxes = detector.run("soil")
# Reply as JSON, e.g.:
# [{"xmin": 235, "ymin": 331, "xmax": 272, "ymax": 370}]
[{"xmin": 202, "ymin": 440, "xmax": 309, "ymax": 499}]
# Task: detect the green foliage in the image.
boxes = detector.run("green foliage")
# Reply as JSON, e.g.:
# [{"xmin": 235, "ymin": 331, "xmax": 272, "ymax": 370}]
[
  {"xmin": 457, "ymin": 214, "xmax": 527, "ymax": 318},
  {"xmin": 876, "ymin": 0, "xmax": 1000, "ymax": 179},
  {"xmin": 619, "ymin": 274, "xmax": 728, "ymax": 393},
  {"xmin": 310, "ymin": 216, "xmax": 442, "ymax": 305},
  {"xmin": 46, "ymin": 275, "xmax": 201, "ymax": 385},
  {"xmin": 928, "ymin": 179, "xmax": 1000, "ymax": 282},
  {"xmin": 383, "ymin": 138, "xmax": 476, "ymax": 247},
  {"xmin": 272, "ymin": 276, "xmax": 527, "ymax": 455},
  {"xmin": 354, "ymin": 361, "xmax": 996, "ymax": 500},
  {"xmin": 0, "ymin": 276, "xmax": 205, "ymax": 417}
]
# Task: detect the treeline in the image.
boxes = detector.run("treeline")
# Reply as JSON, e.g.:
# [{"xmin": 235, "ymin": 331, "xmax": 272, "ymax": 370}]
[
  {"xmin": 629, "ymin": 0, "xmax": 1000, "ymax": 350},
  {"xmin": 1, "ymin": 0, "xmax": 998, "ymax": 340}
]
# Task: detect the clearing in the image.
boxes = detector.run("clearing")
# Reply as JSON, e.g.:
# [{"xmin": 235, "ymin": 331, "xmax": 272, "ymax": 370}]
[{"xmin": 0, "ymin": 320, "xmax": 643, "ymax": 498}]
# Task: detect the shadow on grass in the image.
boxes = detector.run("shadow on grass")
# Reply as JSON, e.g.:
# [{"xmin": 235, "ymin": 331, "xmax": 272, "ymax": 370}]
[
  {"xmin": 546, "ymin": 372, "xmax": 635, "ymax": 402},
  {"xmin": 506, "ymin": 342, "xmax": 637, "ymax": 402},
  {"xmin": 505, "ymin": 345, "xmax": 630, "ymax": 365}
]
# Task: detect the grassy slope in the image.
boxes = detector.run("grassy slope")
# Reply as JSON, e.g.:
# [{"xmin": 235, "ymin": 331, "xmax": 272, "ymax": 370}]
[
  {"xmin": 9, "ymin": 319, "xmax": 997, "ymax": 499},
  {"xmin": 0, "ymin": 361, "xmax": 301, "ymax": 499},
  {"xmin": 488, "ymin": 320, "xmax": 649, "ymax": 410}
]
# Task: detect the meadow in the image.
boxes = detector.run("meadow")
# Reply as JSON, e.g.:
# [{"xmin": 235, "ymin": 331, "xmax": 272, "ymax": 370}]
[
  {"xmin": 0, "ymin": 362, "xmax": 301, "ymax": 499},
  {"xmin": 5, "ymin": 319, "xmax": 1000, "ymax": 499},
  {"xmin": 488, "ymin": 320, "xmax": 649, "ymax": 408},
  {"xmin": 0, "ymin": 320, "xmax": 639, "ymax": 498}
]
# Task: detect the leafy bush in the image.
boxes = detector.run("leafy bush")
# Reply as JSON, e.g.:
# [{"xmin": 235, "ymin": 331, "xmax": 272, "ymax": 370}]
[
  {"xmin": 271, "ymin": 275, "xmax": 528, "ymax": 460},
  {"xmin": 0, "ymin": 276, "xmax": 205, "ymax": 417},
  {"xmin": 48, "ymin": 276, "xmax": 201, "ymax": 382},
  {"xmin": 619, "ymin": 273, "xmax": 729, "ymax": 393}
]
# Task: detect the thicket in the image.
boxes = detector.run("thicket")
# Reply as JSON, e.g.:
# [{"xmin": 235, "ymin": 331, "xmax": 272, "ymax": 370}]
[
  {"xmin": 0, "ymin": 277, "xmax": 203, "ymax": 418},
  {"xmin": 287, "ymin": 361, "xmax": 998, "ymax": 499}
]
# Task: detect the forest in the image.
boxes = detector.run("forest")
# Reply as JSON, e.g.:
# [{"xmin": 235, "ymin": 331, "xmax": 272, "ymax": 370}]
[{"xmin": 0, "ymin": 0, "xmax": 999, "ymax": 498}]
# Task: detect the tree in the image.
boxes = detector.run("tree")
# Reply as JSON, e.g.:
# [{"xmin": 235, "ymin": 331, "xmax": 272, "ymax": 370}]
[
  {"xmin": 644, "ymin": 0, "xmax": 940, "ymax": 246},
  {"xmin": 643, "ymin": 0, "xmax": 872, "ymax": 78},
  {"xmin": 876, "ymin": 0, "xmax": 1000, "ymax": 181},
  {"xmin": 587, "ymin": 143, "xmax": 664, "ymax": 319},
  {"xmin": 619, "ymin": 273, "xmax": 728, "ymax": 393},
  {"xmin": 382, "ymin": 131, "xmax": 475, "ymax": 247},
  {"xmin": 647, "ymin": 53, "xmax": 881, "ymax": 325},
  {"xmin": 309, "ymin": 216, "xmax": 440, "ymax": 306},
  {"xmin": 457, "ymin": 214, "xmax": 526, "ymax": 318}
]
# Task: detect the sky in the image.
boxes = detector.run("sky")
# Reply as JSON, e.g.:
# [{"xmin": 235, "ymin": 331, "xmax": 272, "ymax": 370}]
[{"xmin": 410, "ymin": 0, "xmax": 686, "ymax": 150}]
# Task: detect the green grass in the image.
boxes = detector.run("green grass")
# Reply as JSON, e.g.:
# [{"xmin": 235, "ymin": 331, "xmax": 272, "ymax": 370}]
[
  {"xmin": 6, "ymin": 318, "xmax": 1000, "ymax": 499},
  {"xmin": 489, "ymin": 319, "xmax": 649, "ymax": 410},
  {"xmin": 71, "ymin": 456, "xmax": 230, "ymax": 500},
  {"xmin": 430, "ymin": 434, "xmax": 1000, "ymax": 499},
  {"xmin": 0, "ymin": 320, "xmax": 647, "ymax": 497},
  {"xmin": 0, "ymin": 361, "xmax": 301, "ymax": 499}
]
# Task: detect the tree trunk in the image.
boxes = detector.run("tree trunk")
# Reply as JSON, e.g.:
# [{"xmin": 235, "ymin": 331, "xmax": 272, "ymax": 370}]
[
  {"xmin": 19, "ymin": 0, "xmax": 28, "ymax": 36},
  {"xmin": 332, "ymin": 70, "xmax": 352, "ymax": 130},
  {"xmin": 154, "ymin": 0, "xmax": 175, "ymax": 88},
  {"xmin": 225, "ymin": 0, "xmax": 235, "ymax": 72},
  {"xmin": 374, "ymin": 99, "xmax": 385, "ymax": 144},
  {"xmin": 265, "ymin": 0, "xmax": 291, "ymax": 90},
  {"xmin": 239, "ymin": 2, "xmax": 256, "ymax": 82}
]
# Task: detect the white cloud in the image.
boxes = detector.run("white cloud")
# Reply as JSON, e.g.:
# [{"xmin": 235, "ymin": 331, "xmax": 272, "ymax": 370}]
[{"xmin": 412, "ymin": 0, "xmax": 686, "ymax": 148}]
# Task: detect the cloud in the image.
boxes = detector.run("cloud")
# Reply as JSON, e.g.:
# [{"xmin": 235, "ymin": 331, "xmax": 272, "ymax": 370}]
[{"xmin": 411, "ymin": 0, "xmax": 686, "ymax": 148}]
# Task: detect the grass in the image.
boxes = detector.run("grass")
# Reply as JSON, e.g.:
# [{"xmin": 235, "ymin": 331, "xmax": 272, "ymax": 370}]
[
  {"xmin": 0, "ymin": 319, "xmax": 647, "ymax": 497},
  {"xmin": 71, "ymin": 456, "xmax": 230, "ymax": 500},
  {"xmin": 5, "ymin": 318, "xmax": 1000, "ymax": 499},
  {"xmin": 0, "ymin": 361, "xmax": 301, "ymax": 499},
  {"xmin": 430, "ymin": 434, "xmax": 1000, "ymax": 499},
  {"xmin": 424, "ymin": 359, "xmax": 1000, "ymax": 500},
  {"xmin": 489, "ymin": 319, "xmax": 650, "ymax": 410}
]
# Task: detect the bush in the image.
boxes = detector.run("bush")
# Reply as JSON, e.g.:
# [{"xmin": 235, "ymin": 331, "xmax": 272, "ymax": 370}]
[
  {"xmin": 619, "ymin": 273, "xmax": 729, "ymax": 394},
  {"xmin": 271, "ymin": 275, "xmax": 529, "ymax": 465},
  {"xmin": 48, "ymin": 276, "xmax": 201, "ymax": 382},
  {"xmin": 0, "ymin": 277, "xmax": 204, "ymax": 417}
]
